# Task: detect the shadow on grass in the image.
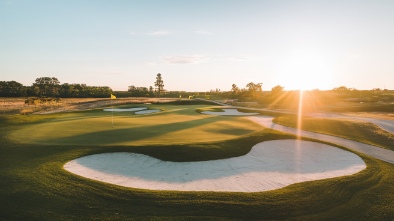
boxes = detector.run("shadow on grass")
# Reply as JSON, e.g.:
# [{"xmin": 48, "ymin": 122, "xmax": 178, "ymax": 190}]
[{"xmin": 41, "ymin": 116, "xmax": 244, "ymax": 145}]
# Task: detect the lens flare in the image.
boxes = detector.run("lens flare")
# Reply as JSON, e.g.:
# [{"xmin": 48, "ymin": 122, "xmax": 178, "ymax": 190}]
[
  {"xmin": 294, "ymin": 90, "xmax": 304, "ymax": 173},
  {"xmin": 297, "ymin": 90, "xmax": 304, "ymax": 139}
]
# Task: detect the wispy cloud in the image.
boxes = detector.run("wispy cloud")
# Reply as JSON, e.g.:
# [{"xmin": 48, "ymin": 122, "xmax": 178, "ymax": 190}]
[
  {"xmin": 217, "ymin": 55, "xmax": 264, "ymax": 62},
  {"xmin": 148, "ymin": 31, "xmax": 171, "ymax": 36},
  {"xmin": 161, "ymin": 55, "xmax": 209, "ymax": 64},
  {"xmin": 195, "ymin": 30, "xmax": 213, "ymax": 35}
]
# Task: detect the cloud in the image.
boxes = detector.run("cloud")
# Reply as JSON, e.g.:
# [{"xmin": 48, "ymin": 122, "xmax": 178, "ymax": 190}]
[
  {"xmin": 161, "ymin": 55, "xmax": 209, "ymax": 64},
  {"xmin": 148, "ymin": 31, "xmax": 170, "ymax": 36},
  {"xmin": 217, "ymin": 55, "xmax": 264, "ymax": 62},
  {"xmin": 195, "ymin": 30, "xmax": 213, "ymax": 35}
]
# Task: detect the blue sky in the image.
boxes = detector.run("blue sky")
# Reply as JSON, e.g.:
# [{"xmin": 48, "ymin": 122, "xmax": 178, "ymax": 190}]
[{"xmin": 1, "ymin": 0, "xmax": 394, "ymax": 91}]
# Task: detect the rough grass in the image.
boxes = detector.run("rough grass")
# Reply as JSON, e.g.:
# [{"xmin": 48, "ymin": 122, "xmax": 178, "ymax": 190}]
[
  {"xmin": 273, "ymin": 115, "xmax": 394, "ymax": 151},
  {"xmin": 1, "ymin": 105, "xmax": 394, "ymax": 220}
]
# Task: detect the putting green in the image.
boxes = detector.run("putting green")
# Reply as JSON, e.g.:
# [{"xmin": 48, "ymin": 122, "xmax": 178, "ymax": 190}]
[{"xmin": 9, "ymin": 104, "xmax": 262, "ymax": 146}]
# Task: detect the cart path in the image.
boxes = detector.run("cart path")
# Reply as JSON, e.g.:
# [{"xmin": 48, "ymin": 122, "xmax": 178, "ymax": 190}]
[{"xmin": 248, "ymin": 116, "xmax": 394, "ymax": 164}]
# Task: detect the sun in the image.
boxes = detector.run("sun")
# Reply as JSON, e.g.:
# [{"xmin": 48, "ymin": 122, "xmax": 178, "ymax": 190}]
[{"xmin": 276, "ymin": 52, "xmax": 333, "ymax": 90}]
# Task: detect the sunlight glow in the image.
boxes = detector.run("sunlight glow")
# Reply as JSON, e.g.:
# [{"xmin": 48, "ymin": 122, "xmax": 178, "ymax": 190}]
[
  {"xmin": 276, "ymin": 52, "xmax": 333, "ymax": 90},
  {"xmin": 297, "ymin": 90, "xmax": 304, "ymax": 139},
  {"xmin": 295, "ymin": 90, "xmax": 304, "ymax": 173}
]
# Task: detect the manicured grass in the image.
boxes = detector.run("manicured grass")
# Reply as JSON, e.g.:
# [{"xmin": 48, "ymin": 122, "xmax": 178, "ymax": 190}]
[
  {"xmin": 273, "ymin": 115, "xmax": 394, "ymax": 151},
  {"xmin": 1, "ymin": 104, "xmax": 393, "ymax": 220},
  {"xmin": 8, "ymin": 104, "xmax": 262, "ymax": 146}
]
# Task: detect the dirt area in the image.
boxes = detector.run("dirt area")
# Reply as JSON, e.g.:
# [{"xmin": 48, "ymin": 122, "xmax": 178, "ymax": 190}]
[{"xmin": 0, "ymin": 97, "xmax": 177, "ymax": 115}]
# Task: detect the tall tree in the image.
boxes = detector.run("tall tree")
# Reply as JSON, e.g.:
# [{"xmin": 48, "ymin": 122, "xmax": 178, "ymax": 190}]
[
  {"xmin": 32, "ymin": 77, "xmax": 60, "ymax": 97},
  {"xmin": 231, "ymin": 84, "xmax": 239, "ymax": 96},
  {"xmin": 154, "ymin": 73, "xmax": 164, "ymax": 97},
  {"xmin": 246, "ymin": 82, "xmax": 263, "ymax": 98}
]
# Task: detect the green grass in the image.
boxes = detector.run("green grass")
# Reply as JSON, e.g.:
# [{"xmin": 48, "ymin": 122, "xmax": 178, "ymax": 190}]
[
  {"xmin": 273, "ymin": 115, "xmax": 394, "ymax": 151},
  {"xmin": 8, "ymin": 104, "xmax": 262, "ymax": 146},
  {"xmin": 1, "ymin": 104, "xmax": 394, "ymax": 220}
]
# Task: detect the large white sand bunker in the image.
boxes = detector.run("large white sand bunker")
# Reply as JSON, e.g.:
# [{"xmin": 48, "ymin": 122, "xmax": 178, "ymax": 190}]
[
  {"xmin": 103, "ymin": 107, "xmax": 147, "ymax": 112},
  {"xmin": 202, "ymin": 108, "xmax": 258, "ymax": 116},
  {"xmin": 64, "ymin": 140, "xmax": 365, "ymax": 192}
]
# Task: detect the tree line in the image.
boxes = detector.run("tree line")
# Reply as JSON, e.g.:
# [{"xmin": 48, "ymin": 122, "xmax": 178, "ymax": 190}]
[
  {"xmin": 0, "ymin": 77, "xmax": 112, "ymax": 98},
  {"xmin": 1, "ymin": 73, "xmax": 166, "ymax": 98}
]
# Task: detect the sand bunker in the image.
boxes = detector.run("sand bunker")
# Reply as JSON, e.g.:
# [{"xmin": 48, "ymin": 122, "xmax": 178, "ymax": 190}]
[
  {"xmin": 202, "ymin": 108, "xmax": 258, "ymax": 116},
  {"xmin": 135, "ymin": 109, "xmax": 161, "ymax": 115},
  {"xmin": 103, "ymin": 107, "xmax": 147, "ymax": 112},
  {"xmin": 64, "ymin": 140, "xmax": 365, "ymax": 192}
]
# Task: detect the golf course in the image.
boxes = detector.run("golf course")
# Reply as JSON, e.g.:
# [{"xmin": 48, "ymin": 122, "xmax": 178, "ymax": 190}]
[
  {"xmin": 3, "ymin": 1, "xmax": 394, "ymax": 220},
  {"xmin": 1, "ymin": 99, "xmax": 393, "ymax": 220}
]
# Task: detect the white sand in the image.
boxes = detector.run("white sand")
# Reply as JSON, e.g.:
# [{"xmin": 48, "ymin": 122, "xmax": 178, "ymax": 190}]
[
  {"xmin": 202, "ymin": 108, "xmax": 259, "ymax": 116},
  {"xmin": 135, "ymin": 109, "xmax": 161, "ymax": 115},
  {"xmin": 103, "ymin": 107, "xmax": 147, "ymax": 112},
  {"xmin": 64, "ymin": 140, "xmax": 365, "ymax": 192}
]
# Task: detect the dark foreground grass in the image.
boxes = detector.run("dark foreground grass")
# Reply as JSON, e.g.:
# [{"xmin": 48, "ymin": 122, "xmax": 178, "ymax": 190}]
[
  {"xmin": 1, "ymin": 114, "xmax": 394, "ymax": 220},
  {"xmin": 273, "ymin": 115, "xmax": 394, "ymax": 151}
]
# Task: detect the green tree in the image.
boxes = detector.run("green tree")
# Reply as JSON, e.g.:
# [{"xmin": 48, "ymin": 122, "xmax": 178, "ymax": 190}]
[
  {"xmin": 333, "ymin": 86, "xmax": 349, "ymax": 91},
  {"xmin": 246, "ymin": 82, "xmax": 263, "ymax": 98},
  {"xmin": 0, "ymin": 81, "xmax": 26, "ymax": 97},
  {"xmin": 32, "ymin": 77, "xmax": 60, "ymax": 97},
  {"xmin": 154, "ymin": 73, "xmax": 165, "ymax": 97},
  {"xmin": 149, "ymin": 86, "xmax": 154, "ymax": 97},
  {"xmin": 270, "ymin": 85, "xmax": 284, "ymax": 102},
  {"xmin": 271, "ymin": 85, "xmax": 284, "ymax": 95},
  {"xmin": 231, "ymin": 84, "xmax": 239, "ymax": 96}
]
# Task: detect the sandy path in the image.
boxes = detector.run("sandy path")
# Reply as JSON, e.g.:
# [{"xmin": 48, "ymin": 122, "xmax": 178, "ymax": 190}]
[
  {"xmin": 248, "ymin": 116, "xmax": 394, "ymax": 164},
  {"xmin": 64, "ymin": 140, "xmax": 365, "ymax": 192}
]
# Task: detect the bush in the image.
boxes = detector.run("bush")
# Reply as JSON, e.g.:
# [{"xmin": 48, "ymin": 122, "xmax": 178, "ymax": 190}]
[
  {"xmin": 25, "ymin": 97, "xmax": 62, "ymax": 105},
  {"xmin": 19, "ymin": 109, "xmax": 34, "ymax": 115}
]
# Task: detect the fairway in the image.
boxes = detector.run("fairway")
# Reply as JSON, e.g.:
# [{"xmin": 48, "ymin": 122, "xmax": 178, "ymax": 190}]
[{"xmin": 9, "ymin": 104, "xmax": 262, "ymax": 145}]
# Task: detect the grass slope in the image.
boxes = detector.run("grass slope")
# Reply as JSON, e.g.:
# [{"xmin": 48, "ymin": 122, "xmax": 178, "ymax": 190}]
[
  {"xmin": 273, "ymin": 115, "xmax": 394, "ymax": 151},
  {"xmin": 0, "ymin": 105, "xmax": 393, "ymax": 220}
]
